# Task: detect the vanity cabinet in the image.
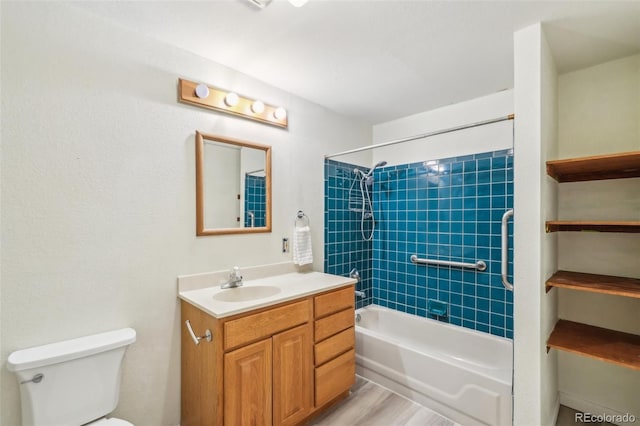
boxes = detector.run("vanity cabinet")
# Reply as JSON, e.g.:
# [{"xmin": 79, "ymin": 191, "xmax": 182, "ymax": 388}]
[
  {"xmin": 272, "ymin": 324, "xmax": 313, "ymax": 425},
  {"xmin": 181, "ymin": 284, "xmax": 354, "ymax": 426},
  {"xmin": 224, "ymin": 338, "xmax": 273, "ymax": 426},
  {"xmin": 224, "ymin": 323, "xmax": 312, "ymax": 426},
  {"xmin": 313, "ymin": 286, "xmax": 355, "ymax": 407}
]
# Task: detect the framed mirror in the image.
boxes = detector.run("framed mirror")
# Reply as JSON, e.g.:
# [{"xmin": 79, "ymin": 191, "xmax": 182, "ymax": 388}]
[{"xmin": 196, "ymin": 131, "xmax": 272, "ymax": 236}]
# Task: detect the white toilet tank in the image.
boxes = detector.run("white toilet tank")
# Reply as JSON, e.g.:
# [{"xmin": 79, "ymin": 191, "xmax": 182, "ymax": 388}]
[{"xmin": 7, "ymin": 328, "xmax": 136, "ymax": 426}]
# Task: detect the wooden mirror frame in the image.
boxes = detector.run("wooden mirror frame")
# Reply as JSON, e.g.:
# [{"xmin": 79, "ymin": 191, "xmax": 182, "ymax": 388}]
[{"xmin": 196, "ymin": 131, "xmax": 272, "ymax": 236}]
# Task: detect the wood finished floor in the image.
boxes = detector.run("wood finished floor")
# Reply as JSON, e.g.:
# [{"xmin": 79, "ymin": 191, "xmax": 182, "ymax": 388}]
[
  {"xmin": 307, "ymin": 377, "xmax": 457, "ymax": 426},
  {"xmin": 307, "ymin": 376, "xmax": 619, "ymax": 426}
]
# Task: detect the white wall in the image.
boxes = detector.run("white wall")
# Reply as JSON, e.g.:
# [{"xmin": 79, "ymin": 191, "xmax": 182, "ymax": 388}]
[
  {"xmin": 513, "ymin": 23, "xmax": 559, "ymax": 426},
  {"xmin": 372, "ymin": 90, "xmax": 513, "ymax": 164},
  {"xmin": 556, "ymin": 54, "xmax": 640, "ymax": 419},
  {"xmin": 0, "ymin": 3, "xmax": 371, "ymax": 425},
  {"xmin": 540, "ymin": 27, "xmax": 560, "ymax": 426}
]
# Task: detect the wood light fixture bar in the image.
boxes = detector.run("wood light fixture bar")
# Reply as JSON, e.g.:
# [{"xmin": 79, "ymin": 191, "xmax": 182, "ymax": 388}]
[{"xmin": 178, "ymin": 78, "xmax": 288, "ymax": 129}]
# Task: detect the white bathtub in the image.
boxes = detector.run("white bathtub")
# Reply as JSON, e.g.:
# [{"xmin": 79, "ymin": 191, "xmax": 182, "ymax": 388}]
[{"xmin": 355, "ymin": 305, "xmax": 512, "ymax": 426}]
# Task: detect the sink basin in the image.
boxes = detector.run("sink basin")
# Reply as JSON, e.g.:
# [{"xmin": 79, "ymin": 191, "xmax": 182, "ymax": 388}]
[{"xmin": 213, "ymin": 286, "xmax": 282, "ymax": 302}]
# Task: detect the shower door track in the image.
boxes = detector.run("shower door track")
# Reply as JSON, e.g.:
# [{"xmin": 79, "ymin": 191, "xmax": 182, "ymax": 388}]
[{"xmin": 325, "ymin": 114, "xmax": 514, "ymax": 159}]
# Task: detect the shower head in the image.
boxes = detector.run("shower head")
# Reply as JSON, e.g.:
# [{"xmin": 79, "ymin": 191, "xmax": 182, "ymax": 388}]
[{"xmin": 364, "ymin": 160, "xmax": 387, "ymax": 178}]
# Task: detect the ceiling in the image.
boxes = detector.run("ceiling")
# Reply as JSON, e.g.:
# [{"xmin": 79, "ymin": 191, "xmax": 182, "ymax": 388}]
[{"xmin": 75, "ymin": 1, "xmax": 640, "ymax": 125}]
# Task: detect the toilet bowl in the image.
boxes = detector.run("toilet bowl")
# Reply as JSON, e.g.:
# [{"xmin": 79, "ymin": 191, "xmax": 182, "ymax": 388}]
[{"xmin": 7, "ymin": 328, "xmax": 136, "ymax": 426}]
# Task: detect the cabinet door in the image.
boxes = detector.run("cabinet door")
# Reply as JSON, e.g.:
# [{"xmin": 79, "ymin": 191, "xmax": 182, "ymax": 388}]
[
  {"xmin": 224, "ymin": 339, "xmax": 273, "ymax": 426},
  {"xmin": 272, "ymin": 323, "xmax": 313, "ymax": 426}
]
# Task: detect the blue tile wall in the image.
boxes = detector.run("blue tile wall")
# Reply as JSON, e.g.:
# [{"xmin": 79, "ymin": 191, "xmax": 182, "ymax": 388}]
[
  {"xmin": 324, "ymin": 150, "xmax": 514, "ymax": 339},
  {"xmin": 244, "ymin": 175, "xmax": 266, "ymax": 228},
  {"xmin": 324, "ymin": 159, "xmax": 373, "ymax": 309},
  {"xmin": 372, "ymin": 149, "xmax": 514, "ymax": 338}
]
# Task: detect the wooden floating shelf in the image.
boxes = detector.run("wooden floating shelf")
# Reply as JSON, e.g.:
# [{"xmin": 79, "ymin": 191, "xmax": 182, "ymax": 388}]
[
  {"xmin": 546, "ymin": 151, "xmax": 640, "ymax": 182},
  {"xmin": 547, "ymin": 320, "xmax": 640, "ymax": 371},
  {"xmin": 545, "ymin": 220, "xmax": 640, "ymax": 233},
  {"xmin": 546, "ymin": 271, "xmax": 640, "ymax": 298}
]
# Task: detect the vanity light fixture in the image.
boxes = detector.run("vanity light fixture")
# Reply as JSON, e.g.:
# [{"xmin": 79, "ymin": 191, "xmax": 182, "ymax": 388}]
[
  {"xmin": 251, "ymin": 100, "xmax": 265, "ymax": 114},
  {"xmin": 178, "ymin": 78, "xmax": 288, "ymax": 129}
]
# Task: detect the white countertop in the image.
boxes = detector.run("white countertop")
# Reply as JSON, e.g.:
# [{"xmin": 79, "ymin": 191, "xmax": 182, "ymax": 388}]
[{"xmin": 178, "ymin": 271, "xmax": 356, "ymax": 318}]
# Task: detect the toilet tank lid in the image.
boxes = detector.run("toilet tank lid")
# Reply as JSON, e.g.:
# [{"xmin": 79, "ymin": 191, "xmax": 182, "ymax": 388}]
[{"xmin": 7, "ymin": 328, "xmax": 136, "ymax": 372}]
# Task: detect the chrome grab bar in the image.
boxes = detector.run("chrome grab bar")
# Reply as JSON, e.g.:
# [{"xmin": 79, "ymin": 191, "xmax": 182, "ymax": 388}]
[
  {"xmin": 501, "ymin": 209, "xmax": 514, "ymax": 291},
  {"xmin": 185, "ymin": 320, "xmax": 212, "ymax": 346},
  {"xmin": 410, "ymin": 255, "xmax": 486, "ymax": 271}
]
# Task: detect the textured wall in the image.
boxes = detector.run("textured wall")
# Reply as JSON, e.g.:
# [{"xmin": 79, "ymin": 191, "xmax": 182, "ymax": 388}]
[{"xmin": 0, "ymin": 3, "xmax": 370, "ymax": 424}]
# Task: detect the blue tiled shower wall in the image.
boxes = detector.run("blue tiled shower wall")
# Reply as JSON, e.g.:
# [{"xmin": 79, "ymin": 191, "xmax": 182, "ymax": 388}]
[
  {"xmin": 244, "ymin": 175, "xmax": 266, "ymax": 228},
  {"xmin": 324, "ymin": 159, "xmax": 373, "ymax": 309},
  {"xmin": 324, "ymin": 149, "xmax": 514, "ymax": 339}
]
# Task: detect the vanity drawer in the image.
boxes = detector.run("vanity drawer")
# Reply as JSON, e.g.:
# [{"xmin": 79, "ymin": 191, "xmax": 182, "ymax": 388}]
[
  {"xmin": 224, "ymin": 300, "xmax": 311, "ymax": 351},
  {"xmin": 314, "ymin": 308, "xmax": 354, "ymax": 342},
  {"xmin": 314, "ymin": 349, "xmax": 355, "ymax": 407},
  {"xmin": 314, "ymin": 286, "xmax": 354, "ymax": 319},
  {"xmin": 314, "ymin": 327, "xmax": 354, "ymax": 366}
]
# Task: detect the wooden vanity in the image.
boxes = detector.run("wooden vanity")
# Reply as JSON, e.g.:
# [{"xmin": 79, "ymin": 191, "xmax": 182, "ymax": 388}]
[{"xmin": 180, "ymin": 283, "xmax": 355, "ymax": 426}]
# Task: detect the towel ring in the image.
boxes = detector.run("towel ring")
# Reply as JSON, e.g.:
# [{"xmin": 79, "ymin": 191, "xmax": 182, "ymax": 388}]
[{"xmin": 295, "ymin": 210, "xmax": 310, "ymax": 226}]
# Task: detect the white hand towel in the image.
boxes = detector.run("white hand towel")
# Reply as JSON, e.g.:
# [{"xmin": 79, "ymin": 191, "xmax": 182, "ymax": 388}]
[{"xmin": 293, "ymin": 225, "xmax": 313, "ymax": 266}]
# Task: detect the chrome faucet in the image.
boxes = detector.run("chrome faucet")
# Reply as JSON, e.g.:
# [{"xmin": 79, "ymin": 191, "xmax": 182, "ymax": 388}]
[{"xmin": 221, "ymin": 266, "xmax": 243, "ymax": 289}]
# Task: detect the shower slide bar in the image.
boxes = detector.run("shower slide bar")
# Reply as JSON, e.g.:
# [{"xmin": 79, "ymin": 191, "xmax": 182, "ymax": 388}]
[
  {"xmin": 325, "ymin": 114, "xmax": 514, "ymax": 159},
  {"xmin": 410, "ymin": 255, "xmax": 487, "ymax": 271}
]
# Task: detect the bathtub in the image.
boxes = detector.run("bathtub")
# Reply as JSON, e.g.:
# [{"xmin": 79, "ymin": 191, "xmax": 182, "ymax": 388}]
[{"xmin": 355, "ymin": 305, "xmax": 512, "ymax": 426}]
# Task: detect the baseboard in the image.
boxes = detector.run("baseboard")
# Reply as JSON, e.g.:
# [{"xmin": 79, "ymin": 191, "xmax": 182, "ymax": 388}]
[
  {"xmin": 559, "ymin": 391, "xmax": 637, "ymax": 426},
  {"xmin": 546, "ymin": 396, "xmax": 560, "ymax": 426}
]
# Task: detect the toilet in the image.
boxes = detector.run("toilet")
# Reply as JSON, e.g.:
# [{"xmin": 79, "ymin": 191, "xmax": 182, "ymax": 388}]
[{"xmin": 7, "ymin": 327, "xmax": 136, "ymax": 426}]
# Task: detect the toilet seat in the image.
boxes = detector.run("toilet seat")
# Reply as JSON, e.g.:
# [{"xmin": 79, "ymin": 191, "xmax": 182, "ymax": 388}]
[{"xmin": 89, "ymin": 417, "xmax": 134, "ymax": 426}]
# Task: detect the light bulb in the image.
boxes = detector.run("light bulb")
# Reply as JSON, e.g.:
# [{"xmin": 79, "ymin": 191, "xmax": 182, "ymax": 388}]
[
  {"xmin": 251, "ymin": 100, "xmax": 265, "ymax": 114},
  {"xmin": 224, "ymin": 92, "xmax": 239, "ymax": 107},
  {"xmin": 274, "ymin": 107, "xmax": 287, "ymax": 120},
  {"xmin": 195, "ymin": 84, "xmax": 210, "ymax": 99}
]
